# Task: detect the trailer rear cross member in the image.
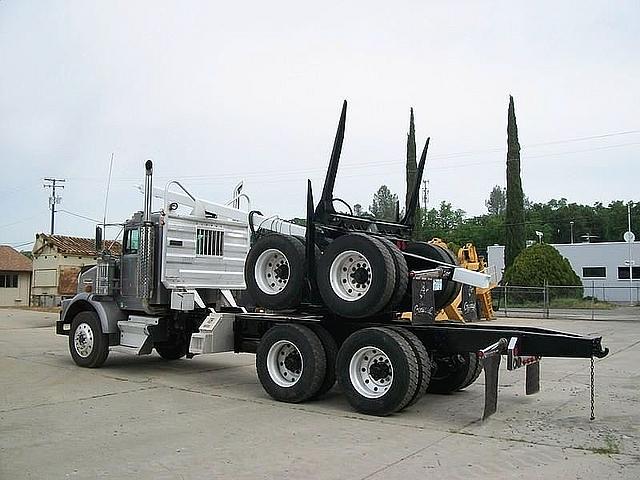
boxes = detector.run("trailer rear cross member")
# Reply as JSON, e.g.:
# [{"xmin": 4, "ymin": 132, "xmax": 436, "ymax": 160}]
[{"xmin": 56, "ymin": 103, "xmax": 608, "ymax": 419}]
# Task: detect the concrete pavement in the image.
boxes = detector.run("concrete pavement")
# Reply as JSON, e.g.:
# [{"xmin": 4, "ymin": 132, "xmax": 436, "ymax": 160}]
[{"xmin": 1, "ymin": 308, "xmax": 638, "ymax": 479}]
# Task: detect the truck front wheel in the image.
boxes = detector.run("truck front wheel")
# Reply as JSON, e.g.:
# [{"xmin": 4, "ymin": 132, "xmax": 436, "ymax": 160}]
[{"xmin": 69, "ymin": 311, "xmax": 109, "ymax": 368}]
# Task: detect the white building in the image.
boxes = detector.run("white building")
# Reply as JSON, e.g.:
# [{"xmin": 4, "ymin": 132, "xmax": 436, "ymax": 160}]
[
  {"xmin": 488, "ymin": 241, "xmax": 640, "ymax": 303},
  {"xmin": 0, "ymin": 245, "xmax": 32, "ymax": 307}
]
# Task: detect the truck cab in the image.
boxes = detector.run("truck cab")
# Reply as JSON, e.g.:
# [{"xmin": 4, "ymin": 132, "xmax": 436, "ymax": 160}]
[{"xmin": 59, "ymin": 161, "xmax": 251, "ymax": 365}]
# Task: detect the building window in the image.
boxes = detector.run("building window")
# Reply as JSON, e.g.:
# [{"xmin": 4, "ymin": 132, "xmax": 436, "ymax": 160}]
[
  {"xmin": 196, "ymin": 228, "xmax": 224, "ymax": 257},
  {"xmin": 0, "ymin": 274, "xmax": 18, "ymax": 288},
  {"xmin": 34, "ymin": 269, "xmax": 57, "ymax": 287},
  {"xmin": 617, "ymin": 266, "xmax": 640, "ymax": 280},
  {"xmin": 582, "ymin": 267, "xmax": 606, "ymax": 278}
]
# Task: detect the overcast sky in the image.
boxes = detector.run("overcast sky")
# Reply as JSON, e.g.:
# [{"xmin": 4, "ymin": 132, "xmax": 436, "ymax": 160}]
[{"xmin": 1, "ymin": 1, "xmax": 638, "ymax": 248}]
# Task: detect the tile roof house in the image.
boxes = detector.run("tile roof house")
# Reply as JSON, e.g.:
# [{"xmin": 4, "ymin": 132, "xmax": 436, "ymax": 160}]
[
  {"xmin": 0, "ymin": 245, "xmax": 32, "ymax": 307},
  {"xmin": 31, "ymin": 233, "xmax": 121, "ymax": 307}
]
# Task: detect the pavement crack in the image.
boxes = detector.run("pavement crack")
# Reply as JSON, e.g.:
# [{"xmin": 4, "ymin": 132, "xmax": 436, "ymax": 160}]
[
  {"xmin": 0, "ymin": 385, "xmax": 160, "ymax": 413},
  {"xmin": 357, "ymin": 431, "xmax": 457, "ymax": 480},
  {"xmin": 162, "ymin": 384, "xmax": 466, "ymax": 433}
]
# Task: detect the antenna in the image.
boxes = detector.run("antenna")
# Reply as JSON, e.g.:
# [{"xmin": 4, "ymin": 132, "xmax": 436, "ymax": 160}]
[{"xmin": 102, "ymin": 153, "xmax": 115, "ymax": 233}]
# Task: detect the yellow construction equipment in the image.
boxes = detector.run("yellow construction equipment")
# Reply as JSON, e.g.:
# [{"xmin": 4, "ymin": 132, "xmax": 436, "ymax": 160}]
[
  {"xmin": 430, "ymin": 240, "xmax": 496, "ymax": 322},
  {"xmin": 457, "ymin": 243, "xmax": 496, "ymax": 320}
]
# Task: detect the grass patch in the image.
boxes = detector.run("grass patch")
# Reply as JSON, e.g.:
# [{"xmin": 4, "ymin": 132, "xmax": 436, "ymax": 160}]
[
  {"xmin": 495, "ymin": 297, "xmax": 615, "ymax": 310},
  {"xmin": 590, "ymin": 435, "xmax": 620, "ymax": 455},
  {"xmin": 548, "ymin": 297, "xmax": 615, "ymax": 310}
]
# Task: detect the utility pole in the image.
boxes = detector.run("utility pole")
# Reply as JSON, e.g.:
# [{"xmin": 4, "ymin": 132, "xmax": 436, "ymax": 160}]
[
  {"xmin": 422, "ymin": 179, "xmax": 429, "ymax": 207},
  {"xmin": 43, "ymin": 178, "xmax": 65, "ymax": 235},
  {"xmin": 420, "ymin": 179, "xmax": 429, "ymax": 229},
  {"xmin": 626, "ymin": 204, "xmax": 635, "ymax": 304},
  {"xmin": 570, "ymin": 221, "xmax": 574, "ymax": 244}
]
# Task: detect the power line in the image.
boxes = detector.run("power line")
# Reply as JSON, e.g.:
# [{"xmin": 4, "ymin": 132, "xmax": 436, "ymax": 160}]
[
  {"xmin": 59, "ymin": 209, "xmax": 101, "ymax": 223},
  {"xmin": 0, "ymin": 213, "xmax": 43, "ymax": 229},
  {"xmin": 526, "ymin": 142, "xmax": 640, "ymax": 159},
  {"xmin": 7, "ymin": 240, "xmax": 35, "ymax": 248},
  {"xmin": 60, "ymin": 128, "xmax": 640, "ymax": 184},
  {"xmin": 524, "ymin": 130, "xmax": 640, "ymax": 148}
]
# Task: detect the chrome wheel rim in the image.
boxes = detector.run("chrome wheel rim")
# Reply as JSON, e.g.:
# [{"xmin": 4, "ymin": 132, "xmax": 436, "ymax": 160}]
[
  {"xmin": 254, "ymin": 248, "xmax": 290, "ymax": 295},
  {"xmin": 266, "ymin": 340, "xmax": 303, "ymax": 387},
  {"xmin": 329, "ymin": 250, "xmax": 372, "ymax": 301},
  {"xmin": 74, "ymin": 323, "xmax": 94, "ymax": 358},
  {"xmin": 349, "ymin": 346, "xmax": 393, "ymax": 398}
]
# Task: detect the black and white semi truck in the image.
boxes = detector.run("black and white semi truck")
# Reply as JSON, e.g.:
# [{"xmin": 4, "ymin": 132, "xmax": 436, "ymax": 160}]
[{"xmin": 57, "ymin": 103, "xmax": 608, "ymax": 418}]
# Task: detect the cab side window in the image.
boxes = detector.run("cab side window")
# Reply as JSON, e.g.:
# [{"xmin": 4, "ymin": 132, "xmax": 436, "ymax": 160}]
[{"xmin": 124, "ymin": 228, "xmax": 140, "ymax": 254}]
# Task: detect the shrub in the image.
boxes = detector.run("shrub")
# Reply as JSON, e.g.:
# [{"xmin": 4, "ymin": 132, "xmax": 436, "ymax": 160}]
[{"xmin": 503, "ymin": 244, "xmax": 582, "ymax": 298}]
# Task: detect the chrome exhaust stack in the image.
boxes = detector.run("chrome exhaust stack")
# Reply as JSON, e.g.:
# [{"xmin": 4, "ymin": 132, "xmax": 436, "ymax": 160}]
[
  {"xmin": 138, "ymin": 160, "xmax": 155, "ymax": 301},
  {"xmin": 143, "ymin": 160, "xmax": 153, "ymax": 222}
]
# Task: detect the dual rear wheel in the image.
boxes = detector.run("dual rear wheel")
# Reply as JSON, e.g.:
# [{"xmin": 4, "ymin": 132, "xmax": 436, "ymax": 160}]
[
  {"xmin": 246, "ymin": 233, "xmax": 410, "ymax": 318},
  {"xmin": 256, "ymin": 324, "xmax": 478, "ymax": 416}
]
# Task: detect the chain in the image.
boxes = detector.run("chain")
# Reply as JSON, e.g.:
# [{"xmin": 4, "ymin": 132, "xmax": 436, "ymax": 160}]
[{"xmin": 590, "ymin": 356, "xmax": 595, "ymax": 421}]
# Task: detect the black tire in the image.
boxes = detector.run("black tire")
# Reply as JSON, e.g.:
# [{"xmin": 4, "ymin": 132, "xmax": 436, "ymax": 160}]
[
  {"xmin": 427, "ymin": 352, "xmax": 478, "ymax": 394},
  {"xmin": 390, "ymin": 327, "xmax": 431, "ymax": 408},
  {"xmin": 256, "ymin": 324, "xmax": 326, "ymax": 403},
  {"xmin": 376, "ymin": 237, "xmax": 409, "ymax": 310},
  {"xmin": 245, "ymin": 234, "xmax": 306, "ymax": 310},
  {"xmin": 441, "ymin": 246, "xmax": 463, "ymax": 305},
  {"xmin": 459, "ymin": 353, "xmax": 483, "ymax": 390},
  {"xmin": 336, "ymin": 327, "xmax": 419, "ymax": 416},
  {"xmin": 68, "ymin": 311, "xmax": 109, "ymax": 368},
  {"xmin": 309, "ymin": 325, "xmax": 338, "ymax": 398},
  {"xmin": 317, "ymin": 234, "xmax": 396, "ymax": 318},
  {"xmin": 155, "ymin": 339, "xmax": 188, "ymax": 360},
  {"xmin": 402, "ymin": 242, "xmax": 459, "ymax": 311}
]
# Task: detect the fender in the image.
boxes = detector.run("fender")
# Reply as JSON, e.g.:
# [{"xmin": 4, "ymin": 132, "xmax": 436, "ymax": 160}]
[{"xmin": 60, "ymin": 293, "xmax": 127, "ymax": 334}]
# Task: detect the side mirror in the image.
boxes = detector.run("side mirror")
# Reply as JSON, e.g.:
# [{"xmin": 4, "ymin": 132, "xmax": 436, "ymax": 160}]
[{"xmin": 95, "ymin": 225, "xmax": 103, "ymax": 252}]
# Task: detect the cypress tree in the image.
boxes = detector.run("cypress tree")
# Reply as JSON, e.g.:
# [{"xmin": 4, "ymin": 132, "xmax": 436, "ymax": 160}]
[
  {"xmin": 505, "ymin": 95, "xmax": 526, "ymax": 269},
  {"xmin": 405, "ymin": 108, "xmax": 420, "ymax": 232}
]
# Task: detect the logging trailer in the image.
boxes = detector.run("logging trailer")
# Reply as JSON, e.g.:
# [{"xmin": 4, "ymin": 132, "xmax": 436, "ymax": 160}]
[{"xmin": 57, "ymin": 102, "xmax": 608, "ymax": 418}]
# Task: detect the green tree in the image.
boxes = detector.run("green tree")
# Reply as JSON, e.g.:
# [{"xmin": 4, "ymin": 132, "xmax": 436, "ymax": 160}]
[
  {"xmin": 418, "ymin": 201, "xmax": 466, "ymax": 240},
  {"xmin": 448, "ymin": 213, "xmax": 504, "ymax": 254},
  {"xmin": 369, "ymin": 185, "xmax": 398, "ymax": 221},
  {"xmin": 405, "ymin": 108, "xmax": 420, "ymax": 233},
  {"xmin": 504, "ymin": 244, "xmax": 582, "ymax": 297},
  {"xmin": 353, "ymin": 203, "xmax": 364, "ymax": 217},
  {"xmin": 505, "ymin": 95, "xmax": 525, "ymax": 269},
  {"xmin": 486, "ymin": 185, "xmax": 506, "ymax": 215}
]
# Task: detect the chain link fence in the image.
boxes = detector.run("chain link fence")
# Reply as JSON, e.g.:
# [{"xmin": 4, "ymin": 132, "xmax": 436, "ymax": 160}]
[{"xmin": 492, "ymin": 283, "xmax": 640, "ymax": 320}]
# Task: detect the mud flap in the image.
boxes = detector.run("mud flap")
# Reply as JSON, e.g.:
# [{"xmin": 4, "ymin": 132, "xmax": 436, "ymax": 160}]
[
  {"xmin": 478, "ymin": 337, "xmax": 508, "ymax": 420},
  {"xmin": 507, "ymin": 336, "xmax": 541, "ymax": 396},
  {"xmin": 480, "ymin": 336, "xmax": 542, "ymax": 420},
  {"xmin": 525, "ymin": 362, "xmax": 540, "ymax": 395},
  {"xmin": 482, "ymin": 353, "xmax": 501, "ymax": 420}
]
